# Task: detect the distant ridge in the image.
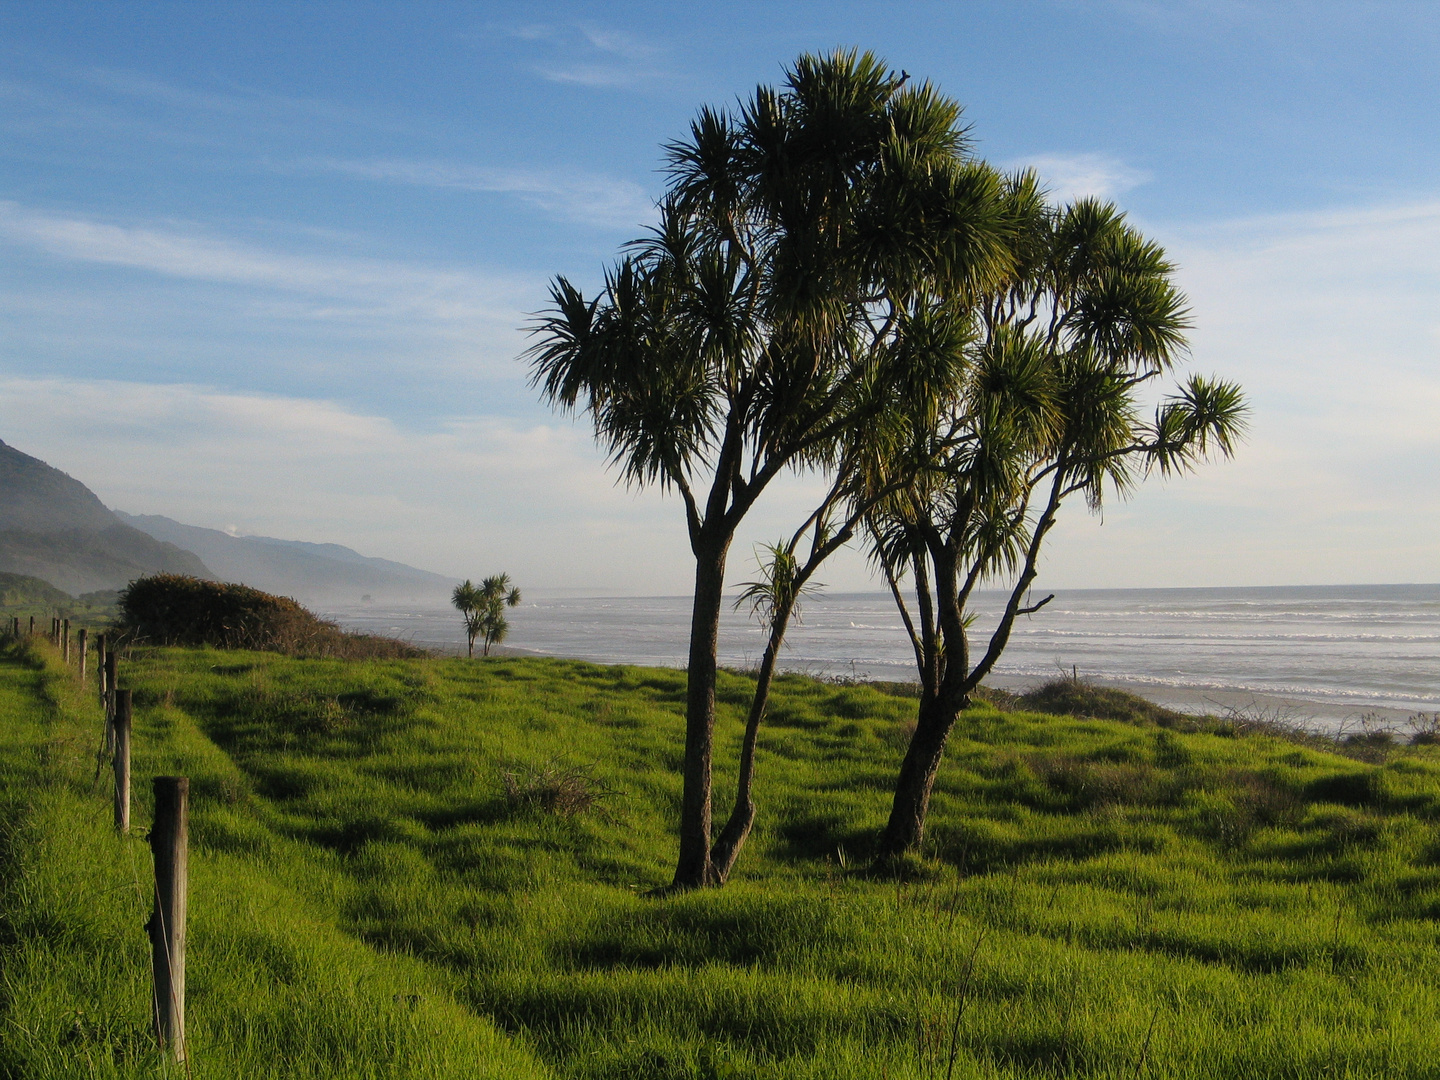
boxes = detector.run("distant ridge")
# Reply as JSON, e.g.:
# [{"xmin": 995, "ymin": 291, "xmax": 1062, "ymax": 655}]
[
  {"xmin": 116, "ymin": 513, "xmax": 453, "ymax": 605},
  {"xmin": 0, "ymin": 440, "xmax": 212, "ymax": 593}
]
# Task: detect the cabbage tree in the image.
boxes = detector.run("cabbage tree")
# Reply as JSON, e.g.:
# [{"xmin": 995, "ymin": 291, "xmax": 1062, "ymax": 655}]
[
  {"xmin": 863, "ymin": 185, "xmax": 1248, "ymax": 862},
  {"xmin": 527, "ymin": 50, "xmax": 1013, "ymax": 889}
]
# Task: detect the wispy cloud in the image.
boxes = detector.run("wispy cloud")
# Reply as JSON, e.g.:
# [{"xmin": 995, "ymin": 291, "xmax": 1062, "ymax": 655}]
[
  {"xmin": 1167, "ymin": 199, "xmax": 1440, "ymax": 416},
  {"xmin": 505, "ymin": 22, "xmax": 668, "ymax": 90},
  {"xmin": 312, "ymin": 159, "xmax": 655, "ymax": 229},
  {"xmin": 1010, "ymin": 153, "xmax": 1152, "ymax": 202},
  {"xmin": 74, "ymin": 62, "xmax": 418, "ymax": 135},
  {"xmin": 0, "ymin": 200, "xmax": 528, "ymax": 325},
  {"xmin": 576, "ymin": 26, "xmax": 657, "ymax": 62}
]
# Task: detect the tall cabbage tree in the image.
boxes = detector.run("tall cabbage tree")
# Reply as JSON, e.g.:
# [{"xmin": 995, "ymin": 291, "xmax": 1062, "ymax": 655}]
[
  {"xmin": 527, "ymin": 50, "xmax": 1013, "ymax": 889},
  {"xmin": 863, "ymin": 182, "xmax": 1248, "ymax": 862}
]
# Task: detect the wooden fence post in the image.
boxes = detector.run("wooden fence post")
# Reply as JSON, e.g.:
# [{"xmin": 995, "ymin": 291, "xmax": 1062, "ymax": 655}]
[
  {"xmin": 148, "ymin": 777, "xmax": 188, "ymax": 1063},
  {"xmin": 78, "ymin": 628, "xmax": 87, "ymax": 680},
  {"xmin": 9, "ymin": 616, "xmax": 16, "ymax": 637},
  {"xmin": 52, "ymin": 617, "xmax": 59, "ymax": 643},
  {"xmin": 28, "ymin": 616, "xmax": 34, "ymax": 635},
  {"xmin": 113, "ymin": 690, "xmax": 131, "ymax": 834},
  {"xmin": 62, "ymin": 619, "xmax": 70, "ymax": 662},
  {"xmin": 96, "ymin": 633, "xmax": 108, "ymax": 702},
  {"xmin": 103, "ymin": 649, "xmax": 118, "ymax": 753}
]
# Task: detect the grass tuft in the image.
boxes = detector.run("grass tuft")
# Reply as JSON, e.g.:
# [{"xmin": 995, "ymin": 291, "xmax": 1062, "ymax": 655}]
[{"xmin": 502, "ymin": 758, "xmax": 619, "ymax": 818}]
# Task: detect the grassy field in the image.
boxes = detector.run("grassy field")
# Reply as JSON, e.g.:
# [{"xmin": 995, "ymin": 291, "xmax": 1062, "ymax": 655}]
[{"xmin": 4, "ymin": 637, "xmax": 1440, "ymax": 1078}]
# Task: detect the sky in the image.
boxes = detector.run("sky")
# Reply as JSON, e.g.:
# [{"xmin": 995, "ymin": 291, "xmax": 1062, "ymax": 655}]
[{"xmin": 1, "ymin": 1, "xmax": 1437, "ymax": 594}]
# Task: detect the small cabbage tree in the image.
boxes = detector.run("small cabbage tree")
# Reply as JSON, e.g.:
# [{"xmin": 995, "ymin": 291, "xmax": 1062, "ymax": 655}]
[
  {"xmin": 710, "ymin": 539, "xmax": 826, "ymax": 881},
  {"xmin": 453, "ymin": 575, "xmax": 522, "ymax": 657}
]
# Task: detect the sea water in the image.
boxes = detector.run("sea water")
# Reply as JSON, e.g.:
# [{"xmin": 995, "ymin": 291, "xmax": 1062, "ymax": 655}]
[{"xmin": 322, "ymin": 584, "xmax": 1440, "ymax": 729}]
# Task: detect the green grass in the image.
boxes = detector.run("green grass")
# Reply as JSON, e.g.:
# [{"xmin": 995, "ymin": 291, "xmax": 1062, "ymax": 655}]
[{"xmin": 6, "ymin": 638, "xmax": 1440, "ymax": 1077}]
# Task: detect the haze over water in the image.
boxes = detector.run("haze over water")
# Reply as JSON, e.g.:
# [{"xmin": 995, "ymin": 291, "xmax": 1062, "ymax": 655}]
[{"xmin": 324, "ymin": 584, "xmax": 1440, "ymax": 731}]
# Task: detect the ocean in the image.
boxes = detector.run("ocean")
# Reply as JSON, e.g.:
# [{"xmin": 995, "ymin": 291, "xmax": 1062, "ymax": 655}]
[{"xmin": 320, "ymin": 584, "xmax": 1440, "ymax": 732}]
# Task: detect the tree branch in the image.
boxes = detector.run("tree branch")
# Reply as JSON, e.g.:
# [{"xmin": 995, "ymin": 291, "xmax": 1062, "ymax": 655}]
[{"xmin": 1016, "ymin": 593, "xmax": 1055, "ymax": 616}]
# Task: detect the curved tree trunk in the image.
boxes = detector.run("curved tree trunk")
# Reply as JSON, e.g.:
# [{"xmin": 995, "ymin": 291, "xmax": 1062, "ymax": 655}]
[
  {"xmin": 710, "ymin": 607, "xmax": 791, "ymax": 883},
  {"xmin": 876, "ymin": 540, "xmax": 968, "ymax": 865},
  {"xmin": 875, "ymin": 690, "xmax": 967, "ymax": 861},
  {"xmin": 672, "ymin": 536, "xmax": 731, "ymax": 890},
  {"xmin": 874, "ymin": 482, "xmax": 1061, "ymax": 865}
]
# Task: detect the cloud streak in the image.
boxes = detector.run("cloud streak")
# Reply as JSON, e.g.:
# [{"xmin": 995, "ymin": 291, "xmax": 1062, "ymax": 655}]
[
  {"xmin": 314, "ymin": 159, "xmax": 655, "ymax": 228},
  {"xmin": 0, "ymin": 200, "xmax": 529, "ymax": 326},
  {"xmin": 1011, "ymin": 152, "xmax": 1152, "ymax": 202},
  {"xmin": 506, "ymin": 21, "xmax": 669, "ymax": 89}
]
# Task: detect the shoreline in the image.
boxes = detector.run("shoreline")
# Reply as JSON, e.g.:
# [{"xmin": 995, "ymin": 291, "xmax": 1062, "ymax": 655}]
[
  {"xmin": 326, "ymin": 587, "xmax": 1440, "ymax": 738},
  {"xmin": 978, "ymin": 671, "xmax": 1428, "ymax": 734},
  {"xmin": 404, "ymin": 637, "xmax": 1432, "ymax": 735}
]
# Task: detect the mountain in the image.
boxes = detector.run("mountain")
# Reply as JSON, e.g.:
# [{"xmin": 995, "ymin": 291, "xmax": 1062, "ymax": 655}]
[
  {"xmin": 0, "ymin": 440, "xmax": 212, "ymax": 593},
  {"xmin": 0, "ymin": 438, "xmax": 452, "ymax": 604},
  {"xmin": 115, "ymin": 513, "xmax": 453, "ymax": 605}
]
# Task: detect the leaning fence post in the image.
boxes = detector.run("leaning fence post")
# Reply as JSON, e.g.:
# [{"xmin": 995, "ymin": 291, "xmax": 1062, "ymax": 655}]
[
  {"xmin": 62, "ymin": 619, "xmax": 70, "ymax": 662},
  {"xmin": 78, "ymin": 628, "xmax": 87, "ymax": 680},
  {"xmin": 103, "ymin": 649, "xmax": 118, "ymax": 752},
  {"xmin": 148, "ymin": 777, "xmax": 188, "ymax": 1063},
  {"xmin": 113, "ymin": 690, "xmax": 131, "ymax": 833},
  {"xmin": 101, "ymin": 650, "xmax": 116, "ymax": 754}
]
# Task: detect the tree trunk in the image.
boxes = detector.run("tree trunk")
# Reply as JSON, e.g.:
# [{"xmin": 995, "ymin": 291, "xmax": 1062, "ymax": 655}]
[
  {"xmin": 710, "ymin": 607, "xmax": 790, "ymax": 883},
  {"xmin": 672, "ymin": 536, "xmax": 731, "ymax": 890},
  {"xmin": 876, "ymin": 689, "xmax": 966, "ymax": 862}
]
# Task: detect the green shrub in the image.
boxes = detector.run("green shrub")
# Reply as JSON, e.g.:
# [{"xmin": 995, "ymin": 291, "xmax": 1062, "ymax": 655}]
[{"xmin": 117, "ymin": 575, "xmax": 424, "ymax": 659}]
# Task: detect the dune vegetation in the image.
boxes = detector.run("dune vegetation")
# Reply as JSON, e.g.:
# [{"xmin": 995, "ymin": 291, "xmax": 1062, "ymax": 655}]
[
  {"xmin": 5, "ymin": 636, "xmax": 1440, "ymax": 1078},
  {"xmin": 115, "ymin": 574, "xmax": 425, "ymax": 660}
]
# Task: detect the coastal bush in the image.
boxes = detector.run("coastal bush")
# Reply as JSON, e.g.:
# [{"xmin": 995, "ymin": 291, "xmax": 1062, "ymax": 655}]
[{"xmin": 117, "ymin": 574, "xmax": 424, "ymax": 659}]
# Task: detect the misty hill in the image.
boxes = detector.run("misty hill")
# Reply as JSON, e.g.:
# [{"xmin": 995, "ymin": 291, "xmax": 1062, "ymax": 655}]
[
  {"xmin": 0, "ymin": 572, "xmax": 120, "ymax": 620},
  {"xmin": 116, "ymin": 513, "xmax": 453, "ymax": 605},
  {"xmin": 0, "ymin": 440, "xmax": 212, "ymax": 593},
  {"xmin": 0, "ymin": 571, "xmax": 74, "ymax": 609}
]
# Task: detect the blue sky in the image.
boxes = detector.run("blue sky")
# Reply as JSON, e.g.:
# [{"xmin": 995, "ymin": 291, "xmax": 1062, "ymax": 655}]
[{"xmin": 1, "ymin": 1, "xmax": 1437, "ymax": 592}]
